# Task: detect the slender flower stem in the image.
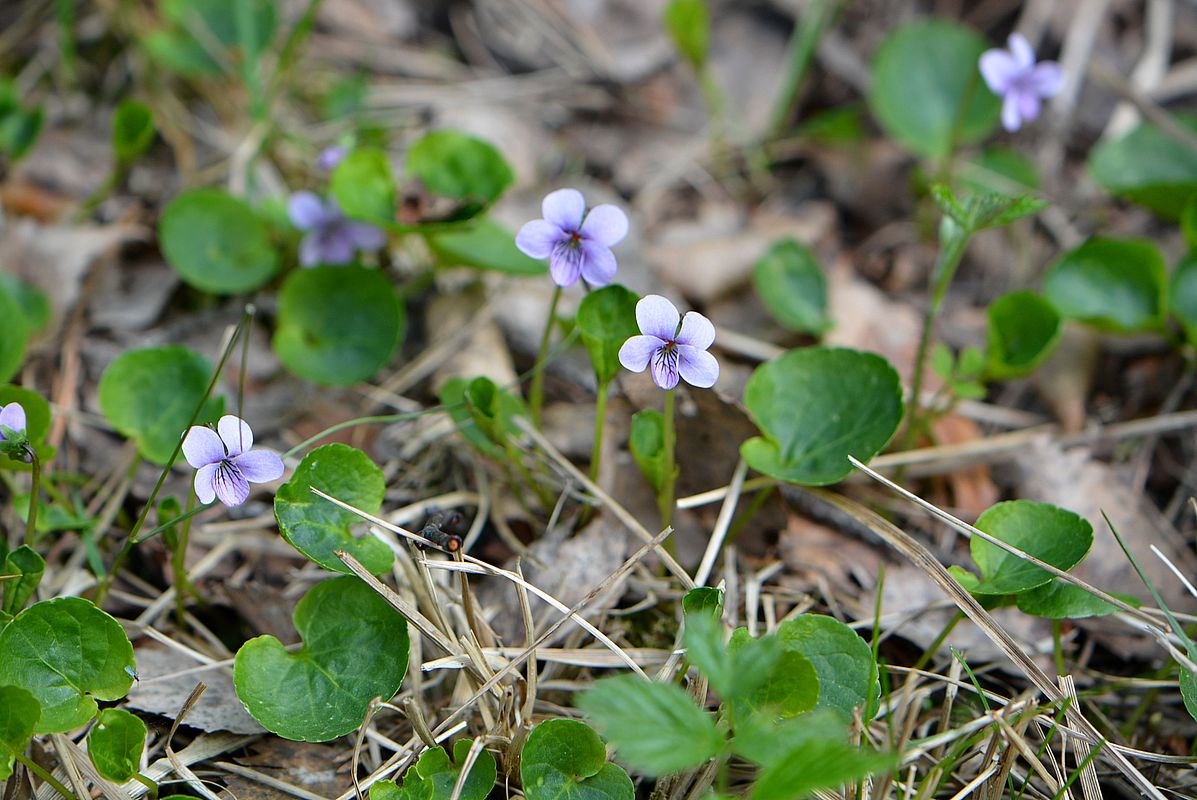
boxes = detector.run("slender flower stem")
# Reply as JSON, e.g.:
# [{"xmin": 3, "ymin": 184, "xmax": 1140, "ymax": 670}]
[
  {"xmin": 173, "ymin": 487, "xmax": 198, "ymax": 625},
  {"xmin": 658, "ymin": 389, "xmax": 678, "ymax": 542},
  {"xmin": 589, "ymin": 380, "xmax": 610, "ymax": 483},
  {"xmin": 14, "ymin": 752, "xmax": 82, "ymax": 800},
  {"xmin": 529, "ymin": 285, "xmax": 563, "ymax": 428},
  {"xmin": 24, "ymin": 448, "xmax": 40, "ymax": 547}
]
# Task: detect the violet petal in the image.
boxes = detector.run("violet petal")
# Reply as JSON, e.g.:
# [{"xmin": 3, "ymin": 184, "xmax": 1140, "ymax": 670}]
[
  {"xmin": 979, "ymin": 50, "xmax": 1019, "ymax": 95},
  {"xmin": 320, "ymin": 227, "xmax": 358, "ymax": 265},
  {"xmin": 346, "ymin": 222, "xmax": 386, "ymax": 252},
  {"xmin": 636, "ymin": 295, "xmax": 680, "ymax": 341},
  {"xmin": 578, "ymin": 241, "xmax": 617, "ymax": 287},
  {"xmin": 212, "ymin": 462, "xmax": 251, "ymax": 507},
  {"xmin": 0, "ymin": 403, "xmax": 26, "ymax": 435},
  {"xmin": 217, "ymin": 415, "xmax": 253, "ymax": 458},
  {"xmin": 549, "ymin": 243, "xmax": 585, "ymax": 287},
  {"xmin": 619, "ymin": 335, "xmax": 664, "ymax": 373},
  {"xmin": 650, "ymin": 346, "xmax": 681, "ymax": 390},
  {"xmin": 1029, "ymin": 62, "xmax": 1063, "ymax": 97},
  {"xmin": 541, "ymin": 188, "xmax": 586, "ymax": 232},
  {"xmin": 516, "ymin": 219, "xmax": 564, "ymax": 260},
  {"xmin": 675, "ymin": 311, "xmax": 715, "ymax": 350},
  {"xmin": 580, "ymin": 204, "xmax": 629, "ymax": 248},
  {"xmin": 233, "ymin": 450, "xmax": 285, "ymax": 484},
  {"xmin": 1001, "ymin": 93, "xmax": 1023, "ymax": 131},
  {"xmin": 288, "ymin": 191, "xmax": 329, "ymax": 230},
  {"xmin": 194, "ymin": 463, "xmax": 219, "ymax": 505},
  {"xmin": 677, "ymin": 345, "xmax": 720, "ymax": 388},
  {"xmin": 299, "ymin": 233, "xmax": 324, "ymax": 267},
  {"xmin": 1017, "ymin": 90, "xmax": 1041, "ymax": 123},
  {"xmin": 1008, "ymin": 33, "xmax": 1035, "ymax": 70},
  {"xmin": 182, "ymin": 426, "xmax": 224, "ymax": 469}
]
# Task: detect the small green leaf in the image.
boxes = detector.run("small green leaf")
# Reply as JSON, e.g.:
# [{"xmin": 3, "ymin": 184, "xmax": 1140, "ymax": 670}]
[
  {"xmin": 969, "ymin": 500, "xmax": 1093, "ymax": 595},
  {"xmin": 0, "ymin": 288, "xmax": 26, "ymax": 385},
  {"xmin": 371, "ymin": 740, "xmax": 496, "ymax": 800},
  {"xmin": 425, "ymin": 220, "xmax": 546, "ymax": 275},
  {"xmin": 1173, "ymin": 254, "xmax": 1197, "ymax": 345},
  {"xmin": 233, "ymin": 576, "xmax": 409, "ymax": 741},
  {"xmin": 629, "ymin": 409, "xmax": 668, "ymax": 492},
  {"xmin": 577, "ymin": 285, "xmax": 640, "ymax": 384},
  {"xmin": 751, "ymin": 737, "xmax": 894, "ymax": 800},
  {"xmin": 111, "ymin": 100, "xmax": 155, "ymax": 163},
  {"xmin": 141, "ymin": 28, "xmax": 222, "ymax": 76},
  {"xmin": 331, "ymin": 148, "xmax": 396, "ymax": 225},
  {"xmin": 274, "ymin": 444, "xmax": 393, "ymax": 575},
  {"xmin": 0, "ymin": 83, "xmax": 42, "ymax": 161},
  {"xmin": 440, "ymin": 377, "xmax": 524, "ymax": 457},
  {"xmin": 160, "ymin": 189, "xmax": 279, "ymax": 294},
  {"xmin": 986, "ymin": 291, "xmax": 1062, "ymax": 379},
  {"xmin": 663, "ymin": 0, "xmax": 709, "ymax": 69},
  {"xmin": 0, "ymin": 597, "xmax": 135, "ymax": 733},
  {"xmin": 0, "ymin": 274, "xmax": 50, "ymax": 335},
  {"xmin": 577, "ymin": 675, "xmax": 724, "ymax": 776},
  {"xmin": 741, "ymin": 348, "xmax": 903, "ymax": 486},
  {"xmin": 0, "ymin": 386, "xmax": 53, "ymax": 472},
  {"xmin": 1043, "ymin": 238, "xmax": 1168, "ymax": 333},
  {"xmin": 932, "ymin": 184, "xmax": 1047, "ymax": 231},
  {"xmin": 726, "ymin": 629, "xmax": 819, "ymax": 719},
  {"xmin": 88, "ymin": 708, "xmax": 147, "ymax": 783},
  {"xmin": 1181, "ymin": 667, "xmax": 1197, "ymax": 725},
  {"xmin": 274, "ymin": 266, "xmax": 404, "ymax": 386},
  {"xmin": 1089, "ymin": 115, "xmax": 1197, "ymax": 218},
  {"xmin": 867, "ymin": 20, "xmax": 999, "ymax": 159},
  {"xmin": 98, "ymin": 346, "xmax": 222, "ymax": 465},
  {"xmin": 0, "ymin": 685, "xmax": 39, "ymax": 781},
  {"xmin": 753, "ymin": 240, "xmax": 830, "ymax": 334},
  {"xmin": 776, "ymin": 614, "xmax": 878, "ymax": 721},
  {"xmin": 682, "ymin": 587, "xmax": 723, "ymax": 621},
  {"xmin": 1015, "ymin": 581, "xmax": 1138, "ymax": 619},
  {"xmin": 1, "ymin": 546, "xmax": 44, "ymax": 617},
  {"xmin": 405, "ymin": 131, "xmax": 513, "ymax": 220},
  {"xmin": 520, "ymin": 719, "xmax": 634, "ymax": 800}
]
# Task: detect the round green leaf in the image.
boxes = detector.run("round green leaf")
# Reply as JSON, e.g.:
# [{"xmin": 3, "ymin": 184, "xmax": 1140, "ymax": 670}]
[
  {"xmin": 521, "ymin": 719, "xmax": 634, "ymax": 800},
  {"xmin": 112, "ymin": 100, "xmax": 155, "ymax": 163},
  {"xmin": 741, "ymin": 347, "xmax": 903, "ymax": 485},
  {"xmin": 405, "ymin": 130, "xmax": 513, "ymax": 219},
  {"xmin": 0, "ymin": 685, "xmax": 39, "ymax": 781},
  {"xmin": 0, "ymin": 597, "xmax": 135, "ymax": 733},
  {"xmin": 331, "ymin": 148, "xmax": 396, "ymax": 225},
  {"xmin": 0, "ymin": 288, "xmax": 26, "ymax": 384},
  {"xmin": 372, "ymin": 741, "xmax": 497, "ymax": 800},
  {"xmin": 1088, "ymin": 116, "xmax": 1197, "ymax": 219},
  {"xmin": 274, "ymin": 267, "xmax": 404, "ymax": 386},
  {"xmin": 0, "ymin": 274, "xmax": 50, "ymax": 335},
  {"xmin": 867, "ymin": 19, "xmax": 1000, "ymax": 159},
  {"xmin": 233, "ymin": 576, "xmax": 409, "ymax": 741},
  {"xmin": 1173, "ymin": 254, "xmax": 1197, "ymax": 345},
  {"xmin": 1015, "ymin": 580, "xmax": 1137, "ymax": 620},
  {"xmin": 274, "ymin": 444, "xmax": 393, "ymax": 575},
  {"xmin": 577, "ymin": 285, "xmax": 640, "ymax": 383},
  {"xmin": 160, "ymin": 188, "xmax": 279, "ymax": 293},
  {"xmin": 425, "ymin": 220, "xmax": 546, "ymax": 275},
  {"xmin": 985, "ymin": 291, "xmax": 1061, "ymax": 379},
  {"xmin": 969, "ymin": 500, "xmax": 1093, "ymax": 596},
  {"xmin": 0, "ymin": 386, "xmax": 53, "ymax": 472},
  {"xmin": 1042, "ymin": 238, "xmax": 1168, "ymax": 332},
  {"xmin": 2, "ymin": 546, "xmax": 45, "ymax": 617},
  {"xmin": 98, "ymin": 346, "xmax": 222, "ymax": 465},
  {"xmin": 753, "ymin": 239, "xmax": 830, "ymax": 334},
  {"xmin": 88, "ymin": 708, "xmax": 147, "ymax": 783},
  {"xmin": 777, "ymin": 614, "xmax": 879, "ymax": 721}
]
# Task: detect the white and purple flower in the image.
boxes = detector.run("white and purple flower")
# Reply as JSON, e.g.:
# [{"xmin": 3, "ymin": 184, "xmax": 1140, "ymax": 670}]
[
  {"xmin": 979, "ymin": 33, "xmax": 1063, "ymax": 132},
  {"xmin": 0, "ymin": 402, "xmax": 26, "ymax": 441},
  {"xmin": 516, "ymin": 188, "xmax": 629, "ymax": 288},
  {"xmin": 288, "ymin": 191, "xmax": 387, "ymax": 267},
  {"xmin": 618, "ymin": 295, "xmax": 719, "ymax": 390},
  {"xmin": 182, "ymin": 415, "xmax": 284, "ymax": 507}
]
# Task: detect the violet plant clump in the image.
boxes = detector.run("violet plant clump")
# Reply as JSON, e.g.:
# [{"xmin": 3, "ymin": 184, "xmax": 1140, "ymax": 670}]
[
  {"xmin": 288, "ymin": 191, "xmax": 387, "ymax": 267},
  {"xmin": 979, "ymin": 33, "xmax": 1062, "ymax": 132},
  {"xmin": 182, "ymin": 415, "xmax": 284, "ymax": 507}
]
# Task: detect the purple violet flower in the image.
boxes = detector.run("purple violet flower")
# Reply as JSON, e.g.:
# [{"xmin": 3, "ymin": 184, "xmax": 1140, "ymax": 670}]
[
  {"xmin": 182, "ymin": 415, "xmax": 284, "ymax": 507},
  {"xmin": 618, "ymin": 295, "xmax": 719, "ymax": 390},
  {"xmin": 979, "ymin": 33, "xmax": 1063, "ymax": 132},
  {"xmin": 515, "ymin": 188, "xmax": 629, "ymax": 288},
  {"xmin": 288, "ymin": 191, "xmax": 387, "ymax": 267},
  {"xmin": 317, "ymin": 145, "xmax": 348, "ymax": 171},
  {"xmin": 0, "ymin": 402, "xmax": 27, "ymax": 440}
]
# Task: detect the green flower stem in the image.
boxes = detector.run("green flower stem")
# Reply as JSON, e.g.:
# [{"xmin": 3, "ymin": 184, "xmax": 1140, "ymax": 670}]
[
  {"xmin": 589, "ymin": 380, "xmax": 610, "ymax": 483},
  {"xmin": 14, "ymin": 752, "xmax": 82, "ymax": 800},
  {"xmin": 173, "ymin": 487, "xmax": 198, "ymax": 625},
  {"xmin": 658, "ymin": 389, "xmax": 678, "ymax": 543},
  {"xmin": 23, "ymin": 448, "xmax": 40, "ymax": 548},
  {"xmin": 1052, "ymin": 619, "xmax": 1066, "ymax": 676},
  {"xmin": 529, "ymin": 285, "xmax": 563, "ymax": 428}
]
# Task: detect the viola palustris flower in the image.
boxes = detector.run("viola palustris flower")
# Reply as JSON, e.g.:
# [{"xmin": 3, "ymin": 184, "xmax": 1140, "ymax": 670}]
[
  {"xmin": 515, "ymin": 188, "xmax": 629, "ymax": 288},
  {"xmin": 0, "ymin": 402, "xmax": 26, "ymax": 441},
  {"xmin": 288, "ymin": 191, "xmax": 387, "ymax": 267},
  {"xmin": 618, "ymin": 294, "xmax": 719, "ymax": 390},
  {"xmin": 979, "ymin": 33, "xmax": 1063, "ymax": 132},
  {"xmin": 182, "ymin": 415, "xmax": 284, "ymax": 507},
  {"xmin": 316, "ymin": 145, "xmax": 347, "ymax": 171}
]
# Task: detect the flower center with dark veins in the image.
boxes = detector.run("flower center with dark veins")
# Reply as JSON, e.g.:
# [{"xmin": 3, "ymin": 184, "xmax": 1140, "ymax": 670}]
[{"xmin": 653, "ymin": 342, "xmax": 680, "ymax": 374}]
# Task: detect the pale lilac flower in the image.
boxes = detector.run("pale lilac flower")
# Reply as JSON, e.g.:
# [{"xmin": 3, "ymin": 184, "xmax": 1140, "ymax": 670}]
[
  {"xmin": 288, "ymin": 191, "xmax": 387, "ymax": 267},
  {"xmin": 515, "ymin": 188, "xmax": 629, "ymax": 288},
  {"xmin": 618, "ymin": 295, "xmax": 719, "ymax": 390},
  {"xmin": 317, "ymin": 146, "xmax": 347, "ymax": 171},
  {"xmin": 979, "ymin": 33, "xmax": 1063, "ymax": 132},
  {"xmin": 182, "ymin": 415, "xmax": 284, "ymax": 507},
  {"xmin": 0, "ymin": 402, "xmax": 26, "ymax": 441}
]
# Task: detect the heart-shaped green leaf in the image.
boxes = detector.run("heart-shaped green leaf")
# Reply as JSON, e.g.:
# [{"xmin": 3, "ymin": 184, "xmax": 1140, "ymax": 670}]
[
  {"xmin": 682, "ymin": 587, "xmax": 723, "ymax": 621},
  {"xmin": 88, "ymin": 708, "xmax": 147, "ymax": 783},
  {"xmin": 0, "ymin": 597, "xmax": 135, "ymax": 733},
  {"xmin": 331, "ymin": 148, "xmax": 396, "ymax": 225},
  {"xmin": 98, "ymin": 346, "xmax": 223, "ymax": 465},
  {"xmin": 274, "ymin": 444, "xmax": 392, "ymax": 575},
  {"xmin": 726, "ymin": 628, "xmax": 819, "ymax": 720},
  {"xmin": 405, "ymin": 131, "xmax": 513, "ymax": 220},
  {"xmin": 985, "ymin": 291, "xmax": 1061, "ymax": 379},
  {"xmin": 577, "ymin": 285, "xmax": 640, "ymax": 384},
  {"xmin": 1042, "ymin": 238, "xmax": 1168, "ymax": 333},
  {"xmin": 111, "ymin": 100, "xmax": 155, "ymax": 164},
  {"xmin": 160, "ymin": 188, "xmax": 279, "ymax": 294},
  {"xmin": 1015, "ymin": 580, "xmax": 1138, "ymax": 620},
  {"xmin": 741, "ymin": 347, "xmax": 903, "ymax": 485},
  {"xmin": 425, "ymin": 220, "xmax": 546, "ymax": 275},
  {"xmin": 521, "ymin": 719, "xmax": 634, "ymax": 800},
  {"xmin": 776, "ymin": 614, "xmax": 878, "ymax": 721},
  {"xmin": 0, "ymin": 287, "xmax": 26, "ymax": 385},
  {"xmin": 233, "ymin": 576, "xmax": 409, "ymax": 741},
  {"xmin": 1088, "ymin": 116, "xmax": 1197, "ymax": 219},
  {"xmin": 371, "ymin": 740, "xmax": 496, "ymax": 800},
  {"xmin": 0, "ymin": 274, "xmax": 50, "ymax": 336},
  {"xmin": 1, "ymin": 546, "xmax": 44, "ymax": 617},
  {"xmin": 867, "ymin": 19, "xmax": 999, "ymax": 159},
  {"xmin": 629, "ymin": 409, "xmax": 669, "ymax": 492},
  {"xmin": 274, "ymin": 266, "xmax": 405, "ymax": 386},
  {"xmin": 0, "ymin": 685, "xmax": 39, "ymax": 780},
  {"xmin": 577, "ymin": 675, "xmax": 724, "ymax": 776},
  {"xmin": 1173, "ymin": 254, "xmax": 1197, "ymax": 345},
  {"xmin": 969, "ymin": 500, "xmax": 1093, "ymax": 595},
  {"xmin": 0, "ymin": 386, "xmax": 54, "ymax": 472},
  {"xmin": 753, "ymin": 239, "xmax": 830, "ymax": 334}
]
